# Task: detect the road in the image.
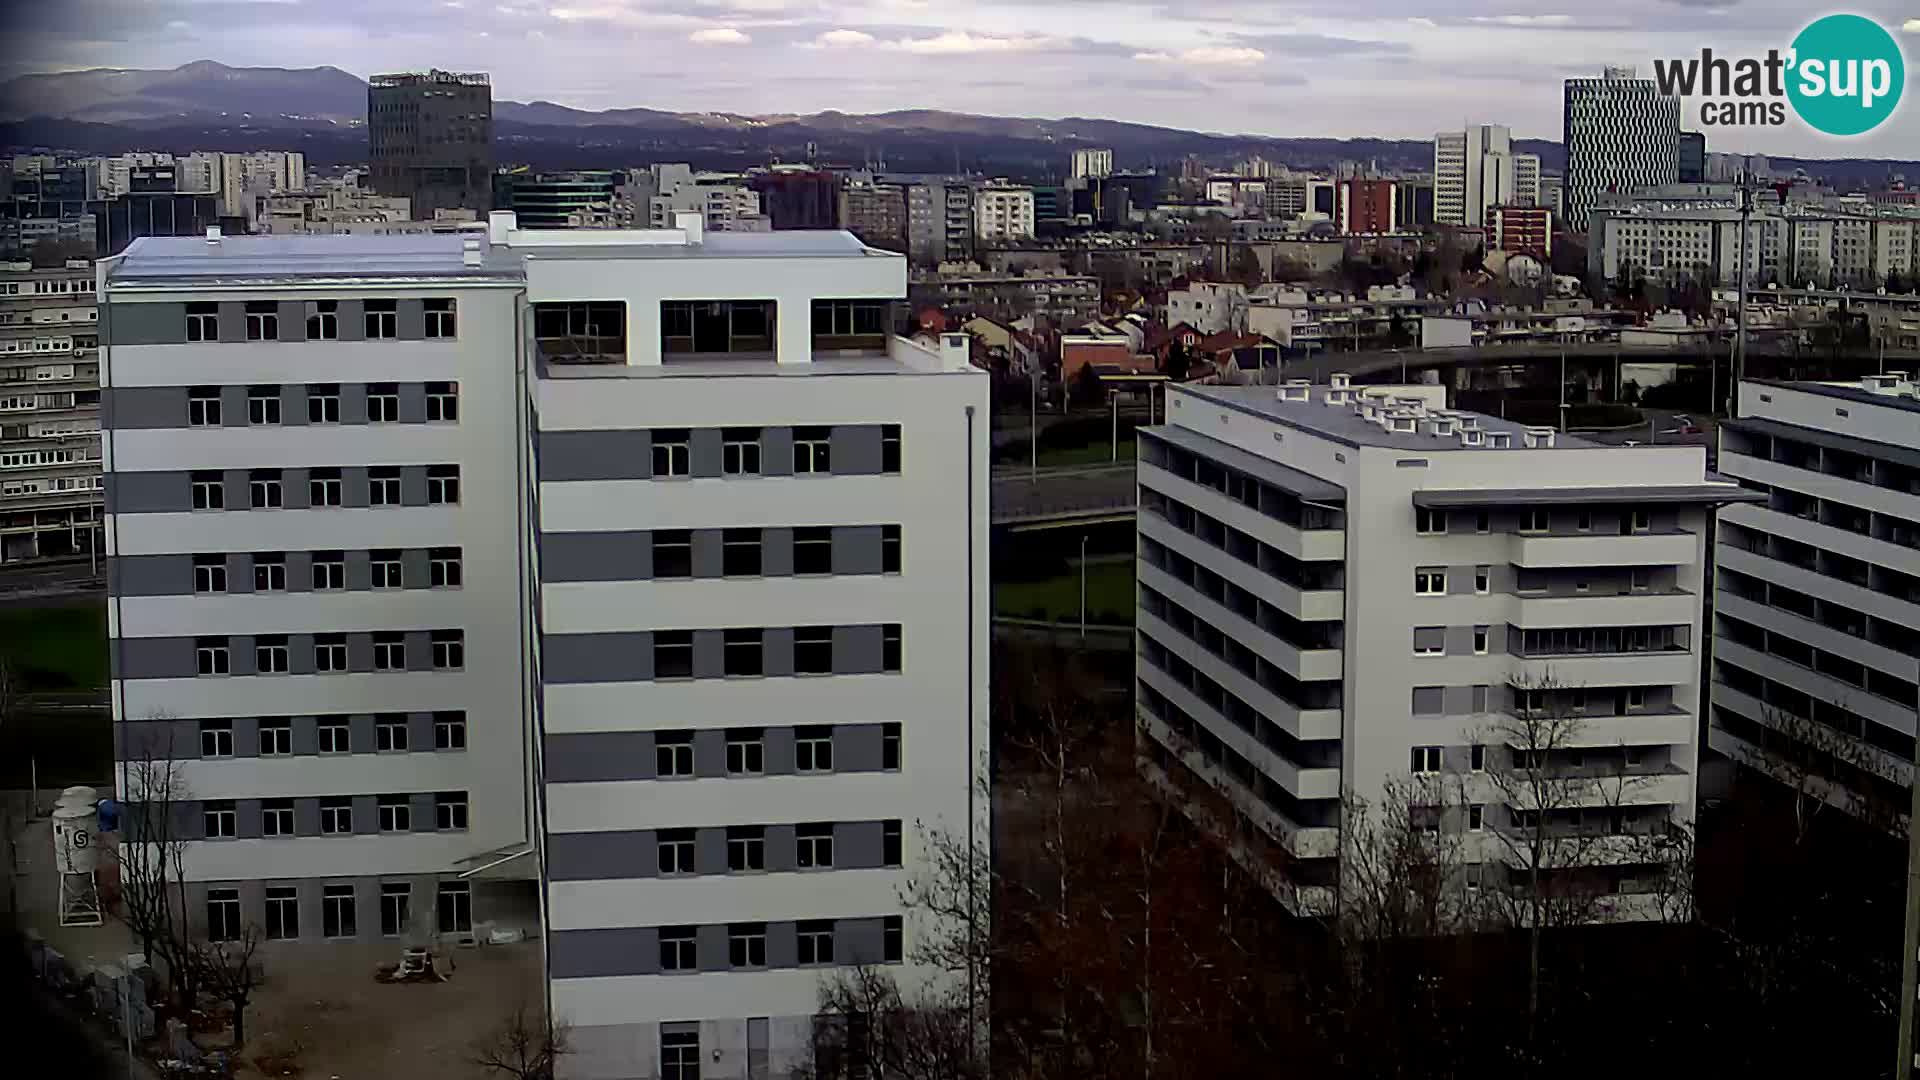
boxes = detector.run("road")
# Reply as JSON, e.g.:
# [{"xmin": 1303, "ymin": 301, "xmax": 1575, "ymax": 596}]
[
  {"xmin": 992, "ymin": 463, "xmax": 1137, "ymax": 526},
  {"xmin": 0, "ymin": 558, "xmax": 105, "ymax": 602}
]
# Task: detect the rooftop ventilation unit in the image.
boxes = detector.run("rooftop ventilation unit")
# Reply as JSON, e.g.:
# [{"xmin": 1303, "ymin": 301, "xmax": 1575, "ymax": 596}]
[
  {"xmin": 1324, "ymin": 388, "xmax": 1352, "ymax": 406},
  {"xmin": 1522, "ymin": 426, "xmax": 1556, "ymax": 449},
  {"xmin": 1457, "ymin": 416, "xmax": 1482, "ymax": 433},
  {"xmin": 1278, "ymin": 380, "xmax": 1312, "ymax": 402},
  {"xmin": 1460, "ymin": 428, "xmax": 1485, "ymax": 447},
  {"xmin": 1488, "ymin": 431, "xmax": 1513, "ymax": 449},
  {"xmin": 1388, "ymin": 412, "xmax": 1418, "ymax": 433},
  {"xmin": 1426, "ymin": 417, "xmax": 1457, "ymax": 437},
  {"xmin": 461, "ymin": 238, "xmax": 482, "ymax": 266},
  {"xmin": 1329, "ymin": 372, "xmax": 1352, "ymax": 390}
]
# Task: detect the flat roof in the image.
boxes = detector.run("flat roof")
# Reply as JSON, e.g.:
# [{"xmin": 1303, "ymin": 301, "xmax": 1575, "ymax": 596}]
[
  {"xmin": 515, "ymin": 230, "xmax": 894, "ymax": 261},
  {"xmin": 1413, "ymin": 483, "xmax": 1764, "ymax": 508},
  {"xmin": 108, "ymin": 234, "xmax": 522, "ymax": 286},
  {"xmin": 1177, "ymin": 383, "xmax": 1602, "ymax": 452},
  {"xmin": 1723, "ymin": 415, "xmax": 1920, "ymax": 468},
  {"xmin": 1748, "ymin": 378, "xmax": 1920, "ymax": 415}
]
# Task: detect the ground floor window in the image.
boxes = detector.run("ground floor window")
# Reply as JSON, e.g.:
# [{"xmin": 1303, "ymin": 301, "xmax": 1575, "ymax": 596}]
[{"xmin": 437, "ymin": 880, "xmax": 472, "ymax": 934}]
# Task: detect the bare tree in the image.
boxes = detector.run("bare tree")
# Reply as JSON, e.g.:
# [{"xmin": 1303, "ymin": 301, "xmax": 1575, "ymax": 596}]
[
  {"xmin": 471, "ymin": 1002, "xmax": 572, "ymax": 1080},
  {"xmin": 1735, "ymin": 699, "xmax": 1905, "ymax": 840},
  {"xmin": 802, "ymin": 965, "xmax": 983, "ymax": 1080},
  {"xmin": 112, "ymin": 720, "xmax": 200, "ymax": 1011},
  {"xmin": 190, "ymin": 922, "xmax": 265, "ymax": 1050},
  {"xmin": 0, "ymin": 655, "xmax": 17, "ymax": 735},
  {"xmin": 1336, "ymin": 774, "xmax": 1479, "ymax": 943}
]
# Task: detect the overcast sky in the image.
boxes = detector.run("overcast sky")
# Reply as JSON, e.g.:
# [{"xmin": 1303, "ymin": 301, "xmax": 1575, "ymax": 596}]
[{"xmin": 8, "ymin": 0, "xmax": 1919, "ymax": 159}]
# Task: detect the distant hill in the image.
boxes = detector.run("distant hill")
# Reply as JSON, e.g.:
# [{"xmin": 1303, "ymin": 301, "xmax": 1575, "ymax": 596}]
[{"xmin": 1, "ymin": 61, "xmax": 1912, "ymax": 189}]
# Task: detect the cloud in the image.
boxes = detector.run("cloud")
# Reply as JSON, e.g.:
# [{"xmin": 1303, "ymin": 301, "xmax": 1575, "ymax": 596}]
[
  {"xmin": 813, "ymin": 29, "xmax": 876, "ymax": 47},
  {"xmin": 885, "ymin": 32, "xmax": 1058, "ymax": 55},
  {"xmin": 1905, "ymin": 18, "xmax": 1920, "ymax": 34},
  {"xmin": 1469, "ymin": 14, "xmax": 1576, "ymax": 25},
  {"xmin": 1407, "ymin": 16, "xmax": 1436, "ymax": 27},
  {"xmin": 689, "ymin": 27, "xmax": 750, "ymax": 44},
  {"xmin": 1136, "ymin": 46, "xmax": 1267, "ymax": 66}
]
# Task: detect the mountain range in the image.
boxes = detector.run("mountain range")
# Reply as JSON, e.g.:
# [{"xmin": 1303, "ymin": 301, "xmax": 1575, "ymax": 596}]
[{"xmin": 3, "ymin": 61, "xmax": 1914, "ymax": 187}]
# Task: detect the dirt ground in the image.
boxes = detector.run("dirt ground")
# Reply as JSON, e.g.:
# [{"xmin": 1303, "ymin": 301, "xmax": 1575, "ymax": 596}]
[{"xmin": 6, "ymin": 792, "xmax": 543, "ymax": 1080}]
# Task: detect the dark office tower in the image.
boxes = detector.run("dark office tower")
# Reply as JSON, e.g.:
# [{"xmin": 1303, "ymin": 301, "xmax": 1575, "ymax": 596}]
[
  {"xmin": 748, "ymin": 171, "xmax": 841, "ymax": 230},
  {"xmin": 367, "ymin": 70, "xmax": 493, "ymax": 217},
  {"xmin": 1678, "ymin": 131, "xmax": 1706, "ymax": 183}
]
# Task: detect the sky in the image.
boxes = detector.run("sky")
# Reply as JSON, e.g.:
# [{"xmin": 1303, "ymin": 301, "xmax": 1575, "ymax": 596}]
[{"xmin": 6, "ymin": 0, "xmax": 1920, "ymax": 159}]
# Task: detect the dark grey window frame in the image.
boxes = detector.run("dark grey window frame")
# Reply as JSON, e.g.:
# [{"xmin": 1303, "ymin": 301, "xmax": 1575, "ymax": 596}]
[
  {"xmin": 426, "ymin": 381, "xmax": 458, "ymax": 421},
  {"xmin": 317, "ymin": 716, "xmax": 350, "ymax": 754},
  {"xmin": 259, "ymin": 719, "xmax": 293, "ymax": 756},
  {"xmin": 319, "ymin": 797, "xmax": 353, "ymax": 834},
  {"xmin": 427, "ymin": 465, "xmax": 460, "ymax": 505},
  {"xmin": 429, "ymin": 547, "xmax": 463, "ymax": 588}
]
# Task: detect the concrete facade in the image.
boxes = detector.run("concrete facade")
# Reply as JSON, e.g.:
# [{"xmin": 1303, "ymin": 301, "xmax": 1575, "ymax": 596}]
[{"xmin": 1, "ymin": 259, "xmax": 103, "ymax": 561}]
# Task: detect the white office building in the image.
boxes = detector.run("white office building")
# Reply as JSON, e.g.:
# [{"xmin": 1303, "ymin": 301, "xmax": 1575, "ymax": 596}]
[
  {"xmin": 1433, "ymin": 125, "xmax": 1538, "ymax": 228},
  {"xmin": 1563, "ymin": 67, "xmax": 1680, "ymax": 232},
  {"xmin": 1710, "ymin": 376, "xmax": 1920, "ymax": 818},
  {"xmin": 100, "ymin": 216, "xmax": 989, "ymax": 1080},
  {"xmin": 1072, "ymin": 148, "xmax": 1115, "ymax": 180},
  {"xmin": 973, "ymin": 183, "xmax": 1036, "ymax": 244},
  {"xmin": 1135, "ymin": 377, "xmax": 1752, "ymax": 915},
  {"xmin": 2, "ymin": 259, "xmax": 103, "ymax": 562}
]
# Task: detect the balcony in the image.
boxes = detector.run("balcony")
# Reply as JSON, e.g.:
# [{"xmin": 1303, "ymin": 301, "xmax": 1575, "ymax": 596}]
[
  {"xmin": 1138, "ymin": 560, "xmax": 1342, "ymax": 683},
  {"xmin": 1499, "ymin": 707, "xmax": 1693, "ymax": 748},
  {"xmin": 1508, "ymin": 649, "xmax": 1697, "ymax": 689},
  {"xmin": 1137, "ymin": 711, "xmax": 1340, "ymax": 861},
  {"xmin": 1510, "ymin": 531, "xmax": 1697, "ymax": 569},
  {"xmin": 1138, "ymin": 460, "xmax": 1344, "ymax": 563},
  {"xmin": 1511, "ymin": 590, "xmax": 1698, "ymax": 628},
  {"xmin": 1498, "ymin": 764, "xmax": 1692, "ymax": 810}
]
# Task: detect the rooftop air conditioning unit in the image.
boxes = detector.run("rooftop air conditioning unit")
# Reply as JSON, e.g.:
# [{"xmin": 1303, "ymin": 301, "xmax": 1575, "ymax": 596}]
[{"xmin": 1488, "ymin": 431, "xmax": 1513, "ymax": 449}]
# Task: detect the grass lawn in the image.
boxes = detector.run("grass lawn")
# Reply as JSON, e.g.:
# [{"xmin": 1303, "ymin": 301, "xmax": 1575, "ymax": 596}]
[
  {"xmin": 1034, "ymin": 439, "xmax": 1137, "ymax": 468},
  {"xmin": 995, "ymin": 559, "xmax": 1136, "ymax": 625},
  {"xmin": 0, "ymin": 600, "xmax": 108, "ymax": 692}
]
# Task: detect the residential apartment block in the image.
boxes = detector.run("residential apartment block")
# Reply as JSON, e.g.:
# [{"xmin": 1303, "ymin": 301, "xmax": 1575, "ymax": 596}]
[
  {"xmin": 1710, "ymin": 376, "xmax": 1920, "ymax": 818},
  {"xmin": 100, "ymin": 216, "xmax": 989, "ymax": 1080},
  {"xmin": 1135, "ymin": 377, "xmax": 1753, "ymax": 914},
  {"xmin": 1433, "ymin": 124, "xmax": 1538, "ymax": 228},
  {"xmin": 1593, "ymin": 205, "xmax": 1918, "ymax": 289},
  {"xmin": 973, "ymin": 183, "xmax": 1036, "ymax": 244},
  {"xmin": 2, "ymin": 259, "xmax": 103, "ymax": 561}
]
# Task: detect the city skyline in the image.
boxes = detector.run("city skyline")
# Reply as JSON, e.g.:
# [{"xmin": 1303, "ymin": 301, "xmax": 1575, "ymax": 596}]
[{"xmin": 8, "ymin": 1, "xmax": 1917, "ymax": 160}]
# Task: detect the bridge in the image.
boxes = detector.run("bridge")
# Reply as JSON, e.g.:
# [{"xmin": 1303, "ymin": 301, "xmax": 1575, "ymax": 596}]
[{"xmin": 992, "ymin": 463, "xmax": 1137, "ymax": 530}]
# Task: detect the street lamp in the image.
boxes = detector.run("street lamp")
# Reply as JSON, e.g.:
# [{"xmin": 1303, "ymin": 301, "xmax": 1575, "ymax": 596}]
[{"xmin": 1079, "ymin": 533, "xmax": 1089, "ymax": 640}]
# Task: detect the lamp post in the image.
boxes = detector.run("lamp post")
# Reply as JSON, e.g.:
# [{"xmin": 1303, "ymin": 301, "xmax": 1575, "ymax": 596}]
[
  {"xmin": 1029, "ymin": 364, "xmax": 1038, "ymax": 481},
  {"xmin": 1079, "ymin": 534, "xmax": 1089, "ymax": 640},
  {"xmin": 1110, "ymin": 389, "xmax": 1120, "ymax": 463}
]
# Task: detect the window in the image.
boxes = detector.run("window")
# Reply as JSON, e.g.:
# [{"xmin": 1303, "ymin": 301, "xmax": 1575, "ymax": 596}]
[
  {"xmin": 723, "ymin": 529, "xmax": 762, "ymax": 576},
  {"xmin": 370, "ymin": 547, "xmax": 402, "ymax": 586},
  {"xmin": 796, "ymin": 726, "xmax": 834, "ymax": 772},
  {"xmin": 884, "ymin": 820, "xmax": 903, "ymax": 866},
  {"xmin": 716, "ymin": 730, "xmax": 765, "ymax": 777},
  {"xmin": 367, "ymin": 382, "xmax": 400, "ymax": 422},
  {"xmin": 882, "ymin": 524, "xmax": 901, "ymax": 573},
  {"xmin": 1473, "ymin": 626, "xmax": 1489, "ymax": 655},
  {"xmin": 245, "ymin": 301, "xmax": 278, "ymax": 341},
  {"xmin": 1627, "ymin": 687, "xmax": 1646, "ymax": 710},
  {"xmin": 380, "ymin": 883, "xmax": 412, "ymax": 937},
  {"xmin": 206, "ymin": 889, "xmax": 240, "ymax": 943},
  {"xmin": 311, "ymin": 551, "xmax": 345, "ymax": 590},
  {"xmin": 435, "ymin": 791, "xmax": 469, "ymax": 831},
  {"xmin": 1472, "ymin": 565, "xmax": 1491, "ymax": 595},
  {"xmin": 729, "ymin": 923, "xmax": 767, "ymax": 968},
  {"xmin": 259, "ymin": 718, "xmax": 292, "ymax": 756},
  {"xmin": 1414, "ymin": 628, "xmax": 1444, "ymax": 656},
  {"xmin": 1415, "ymin": 507, "xmax": 1447, "ymax": 535},
  {"xmin": 1630, "ymin": 569, "xmax": 1652, "ymax": 593},
  {"xmin": 1414, "ymin": 568, "xmax": 1446, "ymax": 595},
  {"xmin": 1411, "ymin": 746, "xmax": 1443, "ymax": 774},
  {"xmin": 372, "ymin": 632, "xmax": 405, "ymax": 671},
  {"xmin": 651, "ymin": 429, "xmax": 690, "ymax": 477},
  {"xmin": 794, "ymin": 527, "xmax": 832, "ymax": 575},
  {"xmin": 203, "ymin": 800, "xmax": 237, "ymax": 838},
  {"xmin": 727, "ymin": 826, "xmax": 765, "ymax": 871},
  {"xmin": 432, "ymin": 630, "xmax": 465, "ymax": 670},
  {"xmin": 661, "ymin": 1031, "xmax": 700, "ymax": 1080},
  {"xmin": 193, "ymin": 554, "xmax": 227, "ymax": 594},
  {"xmin": 1630, "ymin": 509, "xmax": 1651, "ymax": 533},
  {"xmin": 247, "ymin": 386, "xmax": 280, "ymax": 425},
  {"xmin": 309, "ymin": 467, "xmax": 343, "ymax": 507},
  {"xmin": 429, "ymin": 547, "xmax": 462, "ymax": 588},
  {"xmin": 654, "ymin": 631, "xmax": 693, "ymax": 678},
  {"xmin": 797, "ymin": 823, "xmax": 834, "ymax": 869},
  {"xmin": 882, "ymin": 424, "xmax": 901, "ymax": 473},
  {"xmin": 318, "ymin": 711, "xmax": 353, "ymax": 753},
  {"xmin": 1473, "ymin": 684, "xmax": 1490, "ymax": 714},
  {"xmin": 656, "ymin": 733, "xmax": 694, "ymax": 778},
  {"xmin": 658, "ymin": 829, "xmax": 695, "ymax": 875},
  {"xmin": 424, "ymin": 298, "xmax": 456, "ymax": 338},
  {"xmin": 369, "ymin": 467, "xmax": 402, "ymax": 505},
  {"xmin": 379, "ymin": 795, "xmax": 411, "ymax": 832},
  {"xmin": 186, "ymin": 302, "xmax": 219, "ymax": 342},
  {"xmin": 195, "ymin": 636, "xmax": 230, "ymax": 676},
  {"xmin": 1475, "ymin": 510, "xmax": 1491, "ymax": 534},
  {"xmin": 1521, "ymin": 508, "xmax": 1550, "ymax": 533},
  {"xmin": 794, "ymin": 426, "xmax": 831, "ymax": 473},
  {"xmin": 883, "ymin": 723, "xmax": 901, "ymax": 770},
  {"xmin": 307, "ymin": 301, "xmax": 338, "ymax": 340},
  {"xmin": 319, "ymin": 797, "xmax": 352, "ymax": 834},
  {"xmin": 262, "ymin": 799, "xmax": 294, "ymax": 836},
  {"xmin": 307, "ymin": 383, "xmax": 340, "ymax": 423},
  {"xmin": 653, "ymin": 530, "xmax": 692, "ymax": 578},
  {"xmin": 323, "ymin": 884, "xmax": 357, "ymax": 938},
  {"xmin": 364, "ymin": 299, "xmax": 398, "ymax": 339},
  {"xmin": 188, "ymin": 386, "xmax": 221, "ymax": 426},
  {"xmin": 797, "ymin": 920, "xmax": 835, "ymax": 965},
  {"xmin": 200, "ymin": 719, "xmax": 234, "ymax": 758},
  {"xmin": 376, "ymin": 715, "xmax": 409, "ymax": 752},
  {"xmin": 251, "ymin": 552, "xmax": 286, "ymax": 592},
  {"xmin": 722, "ymin": 427, "xmax": 760, "ymax": 475},
  {"xmin": 435, "ymin": 711, "xmax": 468, "ymax": 750},
  {"xmin": 1576, "ymin": 511, "xmax": 1593, "ymax": 533},
  {"xmin": 1470, "ymin": 744, "xmax": 1486, "ymax": 772},
  {"xmin": 884, "ymin": 915, "xmax": 904, "ymax": 963},
  {"xmin": 422, "ymin": 380, "xmax": 459, "ymax": 422},
  {"xmin": 191, "ymin": 471, "xmax": 224, "ymax": 510},
  {"xmin": 437, "ymin": 881, "xmax": 472, "ymax": 934},
  {"xmin": 427, "ymin": 465, "xmax": 460, "ymax": 504},
  {"xmin": 248, "ymin": 470, "xmax": 282, "ymax": 509},
  {"xmin": 1469, "ymin": 804, "xmax": 1485, "ymax": 832},
  {"xmin": 795, "ymin": 626, "xmax": 834, "ymax": 674}
]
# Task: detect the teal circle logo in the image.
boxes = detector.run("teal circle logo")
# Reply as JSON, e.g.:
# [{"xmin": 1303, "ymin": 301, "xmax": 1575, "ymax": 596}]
[{"xmin": 1786, "ymin": 14, "xmax": 1905, "ymax": 136}]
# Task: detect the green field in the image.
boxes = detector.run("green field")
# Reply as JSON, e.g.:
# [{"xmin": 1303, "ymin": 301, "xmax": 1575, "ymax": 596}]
[
  {"xmin": 1034, "ymin": 439, "xmax": 1138, "ymax": 468},
  {"xmin": 0, "ymin": 601, "xmax": 109, "ymax": 691},
  {"xmin": 994, "ymin": 559, "xmax": 1136, "ymax": 625}
]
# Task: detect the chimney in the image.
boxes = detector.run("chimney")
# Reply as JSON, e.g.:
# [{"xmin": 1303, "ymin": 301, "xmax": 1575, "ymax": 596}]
[
  {"xmin": 462, "ymin": 237, "xmax": 483, "ymax": 267},
  {"xmin": 939, "ymin": 332, "xmax": 970, "ymax": 371},
  {"xmin": 486, "ymin": 210, "xmax": 517, "ymax": 245},
  {"xmin": 204, "ymin": 225, "xmax": 221, "ymax": 244},
  {"xmin": 675, "ymin": 210, "xmax": 705, "ymax": 245}
]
